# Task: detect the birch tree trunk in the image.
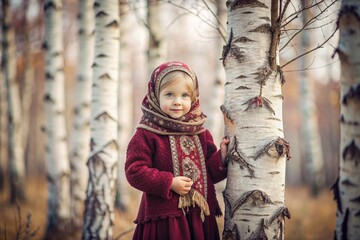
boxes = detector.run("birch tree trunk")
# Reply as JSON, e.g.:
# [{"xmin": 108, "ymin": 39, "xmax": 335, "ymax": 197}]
[
  {"xmin": 43, "ymin": 0, "xmax": 71, "ymax": 235},
  {"xmin": 221, "ymin": 0, "xmax": 290, "ymax": 239},
  {"xmin": 147, "ymin": 0, "xmax": 166, "ymax": 76},
  {"xmin": 82, "ymin": 0, "xmax": 119, "ymax": 238},
  {"xmin": 299, "ymin": 0, "xmax": 325, "ymax": 196},
  {"xmin": 1, "ymin": 0, "xmax": 26, "ymax": 203},
  {"xmin": 22, "ymin": 0, "xmax": 35, "ymax": 166},
  {"xmin": 208, "ymin": 0, "xmax": 226, "ymax": 146},
  {"xmin": 69, "ymin": 0, "xmax": 94, "ymax": 229},
  {"xmin": 334, "ymin": 1, "xmax": 360, "ymax": 239},
  {"xmin": 115, "ymin": 0, "xmax": 133, "ymax": 211},
  {"xmin": 0, "ymin": 41, "xmax": 6, "ymax": 192}
]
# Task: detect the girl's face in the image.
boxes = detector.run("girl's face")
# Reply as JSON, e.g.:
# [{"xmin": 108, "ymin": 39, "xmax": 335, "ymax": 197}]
[{"xmin": 159, "ymin": 79, "xmax": 192, "ymax": 119}]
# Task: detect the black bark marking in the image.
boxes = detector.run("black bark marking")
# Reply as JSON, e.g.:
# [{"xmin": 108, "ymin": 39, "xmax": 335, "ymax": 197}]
[
  {"xmin": 231, "ymin": 190, "xmax": 273, "ymax": 217},
  {"xmin": 222, "ymin": 224, "xmax": 240, "ymax": 240},
  {"xmin": 266, "ymin": 207, "xmax": 291, "ymax": 227},
  {"xmin": 260, "ymin": 16, "xmax": 271, "ymax": 21},
  {"xmin": 236, "ymin": 75, "xmax": 247, "ymax": 79},
  {"xmin": 227, "ymin": 0, "xmax": 268, "ymax": 11},
  {"xmin": 106, "ymin": 20, "xmax": 119, "ymax": 28},
  {"xmin": 253, "ymin": 137, "xmax": 291, "ymax": 161},
  {"xmin": 236, "ymin": 86, "xmax": 250, "ymax": 90},
  {"xmin": 227, "ymin": 136, "xmax": 255, "ymax": 178},
  {"xmin": 268, "ymin": 171, "xmax": 280, "ymax": 175},
  {"xmin": 96, "ymin": 54, "xmax": 107, "ymax": 58},
  {"xmin": 225, "ymin": 81, "xmax": 232, "ymax": 85},
  {"xmin": 44, "ymin": 1, "xmax": 59, "ymax": 11},
  {"xmin": 331, "ymin": 177, "xmax": 342, "ymax": 214},
  {"xmin": 94, "ymin": 112, "xmax": 117, "ymax": 122},
  {"xmin": 342, "ymin": 85, "xmax": 360, "ymax": 105},
  {"xmin": 45, "ymin": 72, "xmax": 54, "ymax": 80},
  {"xmin": 229, "ymin": 45, "xmax": 246, "ymax": 63},
  {"xmin": 355, "ymin": 210, "xmax": 360, "ymax": 217},
  {"xmin": 233, "ymin": 37, "xmax": 255, "ymax": 43},
  {"xmin": 44, "ymin": 94, "xmax": 55, "ymax": 104},
  {"xmin": 249, "ymin": 24, "xmax": 272, "ymax": 34},
  {"xmin": 277, "ymin": 66, "xmax": 286, "ymax": 85},
  {"xmin": 220, "ymin": 28, "xmax": 233, "ymax": 65},
  {"xmin": 340, "ymin": 115, "xmax": 359, "ymax": 125},
  {"xmin": 350, "ymin": 195, "xmax": 360, "ymax": 203},
  {"xmin": 98, "ymin": 73, "xmax": 112, "ymax": 81},
  {"xmin": 343, "ymin": 140, "xmax": 360, "ymax": 166},
  {"xmin": 96, "ymin": 11, "xmax": 108, "ymax": 18},
  {"xmin": 248, "ymin": 218, "xmax": 268, "ymax": 240},
  {"xmin": 223, "ymin": 191, "xmax": 231, "ymax": 212},
  {"xmin": 341, "ymin": 179, "xmax": 357, "ymax": 187}
]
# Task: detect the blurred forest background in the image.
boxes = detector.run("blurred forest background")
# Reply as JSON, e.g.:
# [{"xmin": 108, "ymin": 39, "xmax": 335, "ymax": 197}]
[{"xmin": 0, "ymin": 0, "xmax": 341, "ymax": 239}]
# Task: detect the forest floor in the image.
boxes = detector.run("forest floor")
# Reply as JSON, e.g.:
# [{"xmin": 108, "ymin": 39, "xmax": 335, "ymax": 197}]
[{"xmin": 0, "ymin": 177, "xmax": 336, "ymax": 240}]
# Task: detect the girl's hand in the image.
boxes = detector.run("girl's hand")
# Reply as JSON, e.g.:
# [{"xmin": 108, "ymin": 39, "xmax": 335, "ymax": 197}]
[
  {"xmin": 171, "ymin": 176, "xmax": 193, "ymax": 195},
  {"xmin": 220, "ymin": 136, "xmax": 230, "ymax": 166}
]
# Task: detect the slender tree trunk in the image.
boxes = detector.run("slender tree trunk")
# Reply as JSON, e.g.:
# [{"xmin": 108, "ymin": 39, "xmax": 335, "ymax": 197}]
[
  {"xmin": 82, "ymin": 0, "xmax": 119, "ymax": 238},
  {"xmin": 22, "ymin": 0, "xmax": 36, "ymax": 170},
  {"xmin": 334, "ymin": 1, "xmax": 360, "ymax": 239},
  {"xmin": 299, "ymin": 0, "xmax": 325, "ymax": 196},
  {"xmin": 222, "ymin": 1, "xmax": 290, "ymax": 239},
  {"xmin": 1, "ymin": 0, "xmax": 26, "ymax": 203},
  {"xmin": 208, "ymin": 0, "xmax": 227, "ymax": 146},
  {"xmin": 0, "ymin": 46, "xmax": 6, "ymax": 192},
  {"xmin": 69, "ymin": 0, "xmax": 94, "ymax": 230},
  {"xmin": 43, "ymin": 0, "xmax": 71, "ymax": 236},
  {"xmin": 115, "ymin": 0, "xmax": 133, "ymax": 211},
  {"xmin": 147, "ymin": 0, "xmax": 166, "ymax": 76}
]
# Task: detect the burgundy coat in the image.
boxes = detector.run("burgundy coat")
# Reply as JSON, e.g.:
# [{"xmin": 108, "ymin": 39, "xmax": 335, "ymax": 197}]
[{"xmin": 125, "ymin": 128, "xmax": 227, "ymax": 223}]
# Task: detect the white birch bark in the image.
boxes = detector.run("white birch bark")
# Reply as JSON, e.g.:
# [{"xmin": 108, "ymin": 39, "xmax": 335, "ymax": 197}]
[
  {"xmin": 1, "ymin": 0, "xmax": 26, "ymax": 203},
  {"xmin": 0, "ymin": 38, "xmax": 6, "ymax": 191},
  {"xmin": 147, "ymin": 0, "xmax": 166, "ymax": 76},
  {"xmin": 334, "ymin": 0, "xmax": 360, "ymax": 239},
  {"xmin": 82, "ymin": 0, "xmax": 119, "ymax": 238},
  {"xmin": 115, "ymin": 0, "xmax": 133, "ymax": 211},
  {"xmin": 69, "ymin": 0, "xmax": 94, "ymax": 228},
  {"xmin": 222, "ymin": 1, "xmax": 290, "ymax": 239},
  {"xmin": 43, "ymin": 0, "xmax": 71, "ymax": 235},
  {"xmin": 299, "ymin": 0, "xmax": 325, "ymax": 196}
]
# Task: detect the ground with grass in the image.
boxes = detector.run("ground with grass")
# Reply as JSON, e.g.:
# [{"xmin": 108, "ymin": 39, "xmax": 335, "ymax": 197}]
[{"xmin": 0, "ymin": 177, "xmax": 336, "ymax": 240}]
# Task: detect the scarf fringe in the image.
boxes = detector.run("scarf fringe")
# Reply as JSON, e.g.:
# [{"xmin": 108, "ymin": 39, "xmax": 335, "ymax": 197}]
[{"xmin": 178, "ymin": 189, "xmax": 210, "ymax": 222}]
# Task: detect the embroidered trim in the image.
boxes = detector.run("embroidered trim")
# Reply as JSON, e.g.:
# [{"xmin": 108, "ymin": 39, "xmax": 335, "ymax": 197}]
[{"xmin": 194, "ymin": 135, "xmax": 208, "ymax": 201}]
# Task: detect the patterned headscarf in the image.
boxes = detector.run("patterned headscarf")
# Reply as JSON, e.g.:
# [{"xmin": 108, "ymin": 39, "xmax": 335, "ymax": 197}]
[{"xmin": 138, "ymin": 61, "xmax": 207, "ymax": 135}]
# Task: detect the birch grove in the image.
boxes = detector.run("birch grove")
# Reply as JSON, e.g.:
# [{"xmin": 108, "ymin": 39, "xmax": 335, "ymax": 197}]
[
  {"xmin": 69, "ymin": 0, "xmax": 94, "ymax": 229},
  {"xmin": 334, "ymin": 0, "xmax": 360, "ymax": 239},
  {"xmin": 1, "ymin": 0, "xmax": 26, "ymax": 203},
  {"xmin": 82, "ymin": 0, "xmax": 120, "ymax": 238},
  {"xmin": 43, "ymin": 0, "xmax": 71, "ymax": 235},
  {"xmin": 221, "ymin": 0, "xmax": 290, "ymax": 239}
]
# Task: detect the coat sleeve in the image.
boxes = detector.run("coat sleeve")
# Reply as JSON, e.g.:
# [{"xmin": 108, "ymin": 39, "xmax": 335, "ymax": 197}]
[
  {"xmin": 204, "ymin": 130, "xmax": 227, "ymax": 184},
  {"xmin": 125, "ymin": 129, "xmax": 174, "ymax": 199}
]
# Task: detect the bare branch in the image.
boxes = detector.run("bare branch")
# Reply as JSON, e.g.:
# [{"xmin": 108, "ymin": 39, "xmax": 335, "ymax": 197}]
[{"xmin": 281, "ymin": 25, "xmax": 338, "ymax": 68}]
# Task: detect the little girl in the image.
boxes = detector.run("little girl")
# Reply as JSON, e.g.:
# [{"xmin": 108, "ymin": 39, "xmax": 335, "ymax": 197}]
[{"xmin": 125, "ymin": 61, "xmax": 229, "ymax": 240}]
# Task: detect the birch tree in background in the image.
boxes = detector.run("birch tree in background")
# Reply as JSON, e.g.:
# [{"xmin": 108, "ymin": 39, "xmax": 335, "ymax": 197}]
[
  {"xmin": 22, "ymin": 0, "xmax": 36, "ymax": 166},
  {"xmin": 1, "ymin": 0, "xmax": 26, "ymax": 203},
  {"xmin": 333, "ymin": 0, "xmax": 360, "ymax": 239},
  {"xmin": 69, "ymin": 0, "xmax": 94, "ymax": 229},
  {"xmin": 43, "ymin": 0, "xmax": 71, "ymax": 235},
  {"xmin": 0, "ymin": 30, "xmax": 6, "ymax": 192},
  {"xmin": 115, "ymin": 0, "xmax": 133, "ymax": 211},
  {"xmin": 82, "ymin": 0, "xmax": 119, "ymax": 238},
  {"xmin": 147, "ymin": 0, "xmax": 166, "ymax": 75},
  {"xmin": 221, "ymin": 0, "xmax": 291, "ymax": 239},
  {"xmin": 208, "ymin": 0, "xmax": 227, "ymax": 145},
  {"xmin": 299, "ymin": 0, "xmax": 325, "ymax": 196}
]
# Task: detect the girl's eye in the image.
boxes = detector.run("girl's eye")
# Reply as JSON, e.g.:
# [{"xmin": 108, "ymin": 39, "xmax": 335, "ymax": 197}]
[
  {"xmin": 165, "ymin": 93, "xmax": 173, "ymax": 97},
  {"xmin": 182, "ymin": 93, "xmax": 190, "ymax": 98}
]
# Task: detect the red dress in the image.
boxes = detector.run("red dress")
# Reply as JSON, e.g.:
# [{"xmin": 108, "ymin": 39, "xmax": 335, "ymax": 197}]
[{"xmin": 125, "ymin": 128, "xmax": 227, "ymax": 240}]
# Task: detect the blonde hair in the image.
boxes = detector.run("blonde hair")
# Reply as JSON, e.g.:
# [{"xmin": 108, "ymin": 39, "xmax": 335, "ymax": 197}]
[{"xmin": 159, "ymin": 71, "xmax": 196, "ymax": 102}]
